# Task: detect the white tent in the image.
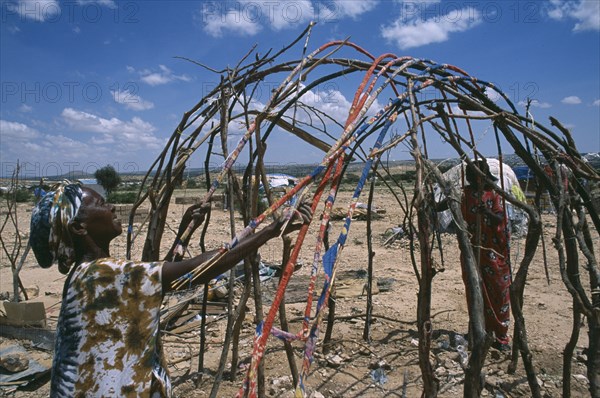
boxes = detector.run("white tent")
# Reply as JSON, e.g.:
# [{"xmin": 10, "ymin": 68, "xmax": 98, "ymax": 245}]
[
  {"xmin": 434, "ymin": 159, "xmax": 528, "ymax": 235},
  {"xmin": 258, "ymin": 174, "xmax": 299, "ymax": 207},
  {"xmin": 265, "ymin": 174, "xmax": 298, "ymax": 189}
]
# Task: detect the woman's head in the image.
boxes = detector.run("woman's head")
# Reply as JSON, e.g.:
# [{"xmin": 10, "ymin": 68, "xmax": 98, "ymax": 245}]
[
  {"xmin": 30, "ymin": 183, "xmax": 121, "ymax": 274},
  {"xmin": 72, "ymin": 187, "xmax": 122, "ymax": 244}
]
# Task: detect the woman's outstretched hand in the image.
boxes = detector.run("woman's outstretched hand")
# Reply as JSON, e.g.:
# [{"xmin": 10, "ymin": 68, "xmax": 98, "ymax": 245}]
[{"xmin": 273, "ymin": 200, "xmax": 313, "ymax": 236}]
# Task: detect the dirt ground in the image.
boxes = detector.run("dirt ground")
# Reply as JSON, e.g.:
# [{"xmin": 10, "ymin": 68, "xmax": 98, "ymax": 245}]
[{"xmin": 0, "ymin": 186, "xmax": 596, "ymax": 397}]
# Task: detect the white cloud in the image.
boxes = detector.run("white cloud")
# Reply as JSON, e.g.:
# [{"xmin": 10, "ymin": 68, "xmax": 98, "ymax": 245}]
[
  {"xmin": 0, "ymin": 120, "xmax": 42, "ymax": 140},
  {"xmin": 548, "ymin": 0, "xmax": 600, "ymax": 31},
  {"xmin": 270, "ymin": 0, "xmax": 313, "ymax": 30},
  {"xmin": 1, "ymin": 117, "xmax": 165, "ymax": 169},
  {"xmin": 111, "ymin": 89, "xmax": 154, "ymax": 111},
  {"xmin": 203, "ymin": 13, "xmax": 261, "ymax": 37},
  {"xmin": 47, "ymin": 134, "xmax": 93, "ymax": 153},
  {"xmin": 319, "ymin": 0, "xmax": 377, "ymax": 20},
  {"xmin": 140, "ymin": 73, "xmax": 169, "ymax": 85},
  {"xmin": 7, "ymin": 0, "xmax": 60, "ymax": 22},
  {"xmin": 287, "ymin": 83, "xmax": 383, "ymax": 127},
  {"xmin": 199, "ymin": 0, "xmax": 376, "ymax": 37},
  {"xmin": 18, "ymin": 104, "xmax": 33, "ymax": 113},
  {"xmin": 518, "ymin": 99, "xmax": 552, "ymax": 109},
  {"xmin": 132, "ymin": 65, "xmax": 191, "ymax": 86},
  {"xmin": 199, "ymin": 1, "xmax": 267, "ymax": 37},
  {"xmin": 484, "ymin": 87, "xmax": 502, "ymax": 102},
  {"xmin": 73, "ymin": 26, "xmax": 81, "ymax": 34},
  {"xmin": 7, "ymin": 25, "xmax": 21, "ymax": 34},
  {"xmin": 298, "ymin": 84, "xmax": 353, "ymax": 122},
  {"xmin": 561, "ymin": 95, "xmax": 582, "ymax": 104},
  {"xmin": 60, "ymin": 108, "xmax": 163, "ymax": 151},
  {"xmin": 61, "ymin": 108, "xmax": 156, "ymax": 135},
  {"xmin": 0, "ymin": 120, "xmax": 96, "ymax": 165},
  {"xmin": 76, "ymin": 0, "xmax": 117, "ymax": 8},
  {"xmin": 449, "ymin": 103, "xmax": 487, "ymax": 117},
  {"xmin": 392, "ymin": 0, "xmax": 441, "ymax": 2},
  {"xmin": 593, "ymin": 99, "xmax": 600, "ymax": 106},
  {"xmin": 381, "ymin": 7, "xmax": 482, "ymax": 49}
]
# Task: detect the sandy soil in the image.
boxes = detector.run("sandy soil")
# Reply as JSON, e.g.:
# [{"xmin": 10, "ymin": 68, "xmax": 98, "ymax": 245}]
[{"xmin": 0, "ymin": 186, "xmax": 596, "ymax": 397}]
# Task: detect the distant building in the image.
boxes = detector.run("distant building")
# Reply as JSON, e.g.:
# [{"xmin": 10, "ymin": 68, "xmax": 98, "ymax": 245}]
[{"xmin": 78, "ymin": 178, "xmax": 106, "ymax": 198}]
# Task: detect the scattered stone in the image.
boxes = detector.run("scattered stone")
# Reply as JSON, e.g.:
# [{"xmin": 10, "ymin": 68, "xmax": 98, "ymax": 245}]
[
  {"xmin": 438, "ymin": 350, "xmax": 460, "ymax": 365},
  {"xmin": 0, "ymin": 353, "xmax": 29, "ymax": 373},
  {"xmin": 536, "ymin": 377, "xmax": 543, "ymax": 387},
  {"xmin": 444, "ymin": 358, "xmax": 460, "ymax": 370},
  {"xmin": 310, "ymin": 391, "xmax": 325, "ymax": 398},
  {"xmin": 486, "ymin": 375, "xmax": 501, "ymax": 387},
  {"xmin": 435, "ymin": 366, "xmax": 447, "ymax": 378},
  {"xmin": 448, "ymin": 369, "xmax": 464, "ymax": 378},
  {"xmin": 279, "ymin": 391, "xmax": 295, "ymax": 398},
  {"xmin": 573, "ymin": 374, "xmax": 589, "ymax": 383},
  {"xmin": 436, "ymin": 334, "xmax": 451, "ymax": 350},
  {"xmin": 326, "ymin": 354, "xmax": 345, "ymax": 368},
  {"xmin": 271, "ymin": 375, "xmax": 292, "ymax": 388},
  {"xmin": 358, "ymin": 348, "xmax": 370, "ymax": 356},
  {"xmin": 576, "ymin": 353, "xmax": 587, "ymax": 363}
]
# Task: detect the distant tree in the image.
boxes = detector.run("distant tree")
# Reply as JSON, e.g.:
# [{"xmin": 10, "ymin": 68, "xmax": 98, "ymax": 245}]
[
  {"xmin": 94, "ymin": 165, "xmax": 121, "ymax": 196},
  {"xmin": 185, "ymin": 178, "xmax": 198, "ymax": 189}
]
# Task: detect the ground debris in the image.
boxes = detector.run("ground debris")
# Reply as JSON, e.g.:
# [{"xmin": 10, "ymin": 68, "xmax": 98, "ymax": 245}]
[{"xmin": 0, "ymin": 353, "xmax": 29, "ymax": 373}]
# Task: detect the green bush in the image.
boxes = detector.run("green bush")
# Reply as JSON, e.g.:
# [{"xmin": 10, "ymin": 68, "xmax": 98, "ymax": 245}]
[
  {"xmin": 15, "ymin": 189, "xmax": 33, "ymax": 203},
  {"xmin": 383, "ymin": 170, "xmax": 416, "ymax": 182},
  {"xmin": 344, "ymin": 173, "xmax": 361, "ymax": 184},
  {"xmin": 399, "ymin": 170, "xmax": 416, "ymax": 181},
  {"xmin": 108, "ymin": 191, "xmax": 137, "ymax": 204},
  {"xmin": 0, "ymin": 189, "xmax": 32, "ymax": 203},
  {"xmin": 185, "ymin": 178, "xmax": 198, "ymax": 189},
  {"xmin": 383, "ymin": 173, "xmax": 404, "ymax": 181},
  {"xmin": 438, "ymin": 164, "xmax": 454, "ymax": 174}
]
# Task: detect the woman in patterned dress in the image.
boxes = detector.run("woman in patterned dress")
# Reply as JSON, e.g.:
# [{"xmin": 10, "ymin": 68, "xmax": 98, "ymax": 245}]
[
  {"xmin": 29, "ymin": 183, "xmax": 312, "ymax": 397},
  {"xmin": 461, "ymin": 160, "xmax": 512, "ymax": 351},
  {"xmin": 437, "ymin": 160, "xmax": 511, "ymax": 351}
]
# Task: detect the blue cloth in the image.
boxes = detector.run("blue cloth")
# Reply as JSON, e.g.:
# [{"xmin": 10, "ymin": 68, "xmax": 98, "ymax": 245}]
[
  {"xmin": 34, "ymin": 187, "xmax": 46, "ymax": 199},
  {"xmin": 513, "ymin": 166, "xmax": 534, "ymax": 181}
]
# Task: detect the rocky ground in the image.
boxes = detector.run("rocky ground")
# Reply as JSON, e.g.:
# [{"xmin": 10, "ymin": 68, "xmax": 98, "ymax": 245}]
[{"xmin": 0, "ymin": 187, "xmax": 596, "ymax": 397}]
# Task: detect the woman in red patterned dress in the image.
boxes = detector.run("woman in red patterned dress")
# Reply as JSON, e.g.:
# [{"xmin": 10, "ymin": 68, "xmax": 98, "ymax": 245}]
[{"xmin": 462, "ymin": 159, "xmax": 512, "ymax": 351}]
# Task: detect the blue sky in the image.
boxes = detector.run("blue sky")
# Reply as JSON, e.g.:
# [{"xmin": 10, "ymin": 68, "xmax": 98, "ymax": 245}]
[{"xmin": 1, "ymin": 0, "xmax": 599, "ymax": 178}]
